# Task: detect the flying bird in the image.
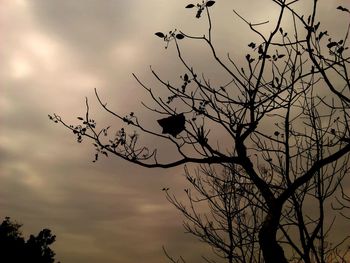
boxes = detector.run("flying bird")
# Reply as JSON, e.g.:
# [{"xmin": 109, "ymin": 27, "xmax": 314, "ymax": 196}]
[
  {"xmin": 337, "ymin": 6, "xmax": 350, "ymax": 13},
  {"xmin": 157, "ymin": 113, "xmax": 185, "ymax": 137}
]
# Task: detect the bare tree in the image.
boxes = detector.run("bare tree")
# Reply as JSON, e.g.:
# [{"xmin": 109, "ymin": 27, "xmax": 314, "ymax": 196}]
[
  {"xmin": 162, "ymin": 160, "xmax": 350, "ymax": 263},
  {"xmin": 163, "ymin": 164, "xmax": 265, "ymax": 263},
  {"xmin": 50, "ymin": 0, "xmax": 350, "ymax": 262}
]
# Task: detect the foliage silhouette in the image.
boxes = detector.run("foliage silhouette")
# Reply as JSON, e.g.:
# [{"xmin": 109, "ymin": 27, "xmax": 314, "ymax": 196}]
[
  {"xmin": 50, "ymin": 0, "xmax": 350, "ymax": 262},
  {"xmin": 0, "ymin": 217, "xmax": 59, "ymax": 263}
]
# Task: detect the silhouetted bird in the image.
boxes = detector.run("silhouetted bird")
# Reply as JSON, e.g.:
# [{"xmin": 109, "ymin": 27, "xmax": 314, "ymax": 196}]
[{"xmin": 157, "ymin": 113, "xmax": 185, "ymax": 137}]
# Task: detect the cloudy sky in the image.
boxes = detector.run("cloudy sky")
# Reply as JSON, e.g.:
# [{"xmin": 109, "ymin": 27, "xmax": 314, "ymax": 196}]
[{"xmin": 1, "ymin": 0, "xmax": 349, "ymax": 262}]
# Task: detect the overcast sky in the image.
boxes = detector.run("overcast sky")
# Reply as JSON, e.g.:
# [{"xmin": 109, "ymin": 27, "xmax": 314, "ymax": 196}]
[{"xmin": 1, "ymin": 0, "xmax": 349, "ymax": 262}]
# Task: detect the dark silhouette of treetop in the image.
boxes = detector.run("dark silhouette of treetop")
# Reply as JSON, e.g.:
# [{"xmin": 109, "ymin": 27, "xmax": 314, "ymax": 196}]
[
  {"xmin": 0, "ymin": 217, "xmax": 59, "ymax": 263},
  {"xmin": 50, "ymin": 0, "xmax": 350, "ymax": 262}
]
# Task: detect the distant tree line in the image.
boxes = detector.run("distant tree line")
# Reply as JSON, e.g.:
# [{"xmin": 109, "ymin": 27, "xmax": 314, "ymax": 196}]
[{"xmin": 0, "ymin": 217, "xmax": 59, "ymax": 263}]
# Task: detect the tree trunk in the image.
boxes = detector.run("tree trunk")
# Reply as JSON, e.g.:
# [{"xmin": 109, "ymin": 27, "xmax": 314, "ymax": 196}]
[{"xmin": 258, "ymin": 206, "xmax": 288, "ymax": 263}]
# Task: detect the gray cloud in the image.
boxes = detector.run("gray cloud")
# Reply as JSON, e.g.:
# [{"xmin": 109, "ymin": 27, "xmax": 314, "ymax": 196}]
[{"xmin": 28, "ymin": 1, "xmax": 136, "ymax": 52}]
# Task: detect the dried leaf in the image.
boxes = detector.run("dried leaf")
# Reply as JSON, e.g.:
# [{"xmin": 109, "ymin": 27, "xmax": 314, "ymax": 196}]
[
  {"xmin": 155, "ymin": 32, "xmax": 165, "ymax": 38},
  {"xmin": 157, "ymin": 113, "xmax": 186, "ymax": 137},
  {"xmin": 185, "ymin": 4, "xmax": 195, "ymax": 8},
  {"xmin": 206, "ymin": 1, "xmax": 215, "ymax": 7},
  {"xmin": 176, "ymin": 34, "xmax": 185, "ymax": 40}
]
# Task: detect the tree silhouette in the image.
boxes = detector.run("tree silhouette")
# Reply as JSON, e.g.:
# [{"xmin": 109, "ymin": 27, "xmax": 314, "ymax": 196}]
[
  {"xmin": 50, "ymin": 0, "xmax": 350, "ymax": 262},
  {"xmin": 163, "ymin": 165, "xmax": 266, "ymax": 263},
  {"xmin": 0, "ymin": 217, "xmax": 59, "ymax": 263}
]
